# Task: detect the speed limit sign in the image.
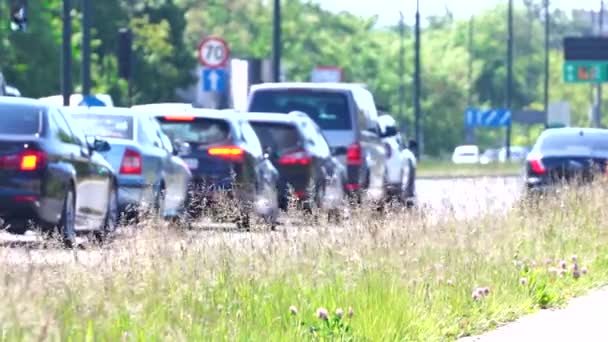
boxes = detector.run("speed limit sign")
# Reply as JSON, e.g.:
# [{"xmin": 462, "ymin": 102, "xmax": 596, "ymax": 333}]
[{"xmin": 197, "ymin": 37, "xmax": 230, "ymax": 68}]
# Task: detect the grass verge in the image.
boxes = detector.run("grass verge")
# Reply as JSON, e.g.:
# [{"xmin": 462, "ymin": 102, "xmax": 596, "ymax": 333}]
[
  {"xmin": 418, "ymin": 161, "xmax": 522, "ymax": 179},
  {"xmin": 0, "ymin": 186, "xmax": 607, "ymax": 341}
]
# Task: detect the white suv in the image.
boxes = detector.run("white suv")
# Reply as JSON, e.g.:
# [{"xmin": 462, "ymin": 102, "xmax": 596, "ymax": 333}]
[{"xmin": 378, "ymin": 114, "xmax": 417, "ymax": 207}]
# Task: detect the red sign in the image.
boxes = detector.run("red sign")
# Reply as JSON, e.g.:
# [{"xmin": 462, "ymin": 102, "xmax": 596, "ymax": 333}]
[{"xmin": 197, "ymin": 37, "xmax": 230, "ymax": 68}]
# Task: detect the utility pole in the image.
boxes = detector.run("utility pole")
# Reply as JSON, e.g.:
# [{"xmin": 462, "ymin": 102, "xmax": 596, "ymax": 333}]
[
  {"xmin": 399, "ymin": 11, "xmax": 405, "ymax": 121},
  {"xmin": 414, "ymin": 0, "xmax": 422, "ymax": 158},
  {"xmin": 506, "ymin": 0, "xmax": 514, "ymax": 161},
  {"xmin": 466, "ymin": 16, "xmax": 475, "ymax": 144},
  {"xmin": 61, "ymin": 0, "xmax": 72, "ymax": 106},
  {"xmin": 82, "ymin": 0, "xmax": 91, "ymax": 96},
  {"xmin": 544, "ymin": 0, "xmax": 550, "ymax": 126},
  {"xmin": 593, "ymin": 0, "xmax": 604, "ymax": 128},
  {"xmin": 272, "ymin": 0, "xmax": 281, "ymax": 82}
]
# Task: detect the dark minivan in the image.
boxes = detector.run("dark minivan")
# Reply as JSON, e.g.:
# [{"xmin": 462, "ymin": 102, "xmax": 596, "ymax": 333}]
[
  {"xmin": 0, "ymin": 97, "xmax": 118, "ymax": 246},
  {"xmin": 248, "ymin": 83, "xmax": 388, "ymax": 204}
]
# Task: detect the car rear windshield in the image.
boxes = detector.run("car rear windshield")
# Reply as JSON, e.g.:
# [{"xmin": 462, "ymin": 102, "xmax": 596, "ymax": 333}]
[
  {"xmin": 72, "ymin": 114, "xmax": 134, "ymax": 140},
  {"xmin": 158, "ymin": 118, "xmax": 231, "ymax": 145},
  {"xmin": 249, "ymin": 122, "xmax": 301, "ymax": 155},
  {"xmin": 0, "ymin": 105, "xmax": 42, "ymax": 135},
  {"xmin": 540, "ymin": 133, "xmax": 608, "ymax": 152},
  {"xmin": 249, "ymin": 89, "xmax": 352, "ymax": 130}
]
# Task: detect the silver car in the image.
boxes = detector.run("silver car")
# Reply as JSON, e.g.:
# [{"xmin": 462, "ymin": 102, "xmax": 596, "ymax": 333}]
[{"xmin": 64, "ymin": 107, "xmax": 192, "ymax": 219}]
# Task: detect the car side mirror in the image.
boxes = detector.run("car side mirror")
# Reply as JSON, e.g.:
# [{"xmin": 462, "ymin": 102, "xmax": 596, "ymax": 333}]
[
  {"xmin": 91, "ymin": 138, "xmax": 111, "ymax": 153},
  {"xmin": 382, "ymin": 126, "xmax": 398, "ymax": 138},
  {"xmin": 408, "ymin": 140, "xmax": 418, "ymax": 154},
  {"xmin": 173, "ymin": 141, "xmax": 191, "ymax": 156}
]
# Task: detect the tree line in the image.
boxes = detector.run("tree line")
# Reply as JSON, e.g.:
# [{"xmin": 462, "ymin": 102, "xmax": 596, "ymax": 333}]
[{"xmin": 0, "ymin": 0, "xmax": 599, "ymax": 156}]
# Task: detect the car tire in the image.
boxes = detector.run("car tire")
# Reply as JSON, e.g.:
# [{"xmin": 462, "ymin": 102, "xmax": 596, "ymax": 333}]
[
  {"xmin": 59, "ymin": 187, "xmax": 76, "ymax": 248},
  {"xmin": 154, "ymin": 183, "xmax": 166, "ymax": 218},
  {"xmin": 95, "ymin": 185, "xmax": 118, "ymax": 244}
]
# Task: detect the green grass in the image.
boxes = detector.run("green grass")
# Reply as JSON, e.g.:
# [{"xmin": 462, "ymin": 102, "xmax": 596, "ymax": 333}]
[
  {"xmin": 418, "ymin": 161, "xmax": 523, "ymax": 178},
  {"xmin": 1, "ymin": 187, "xmax": 608, "ymax": 341}
]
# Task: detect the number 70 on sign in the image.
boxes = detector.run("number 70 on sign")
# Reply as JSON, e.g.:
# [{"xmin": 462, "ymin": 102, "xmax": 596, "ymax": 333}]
[{"xmin": 197, "ymin": 37, "xmax": 231, "ymax": 69}]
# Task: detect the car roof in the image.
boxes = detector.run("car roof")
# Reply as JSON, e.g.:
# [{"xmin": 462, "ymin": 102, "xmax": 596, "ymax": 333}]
[
  {"xmin": 239, "ymin": 112, "xmax": 302, "ymax": 124},
  {"xmin": 542, "ymin": 127, "xmax": 608, "ymax": 136},
  {"xmin": 250, "ymin": 82, "xmax": 367, "ymax": 92},
  {"xmin": 62, "ymin": 106, "xmax": 141, "ymax": 116},
  {"xmin": 0, "ymin": 96, "xmax": 48, "ymax": 108}
]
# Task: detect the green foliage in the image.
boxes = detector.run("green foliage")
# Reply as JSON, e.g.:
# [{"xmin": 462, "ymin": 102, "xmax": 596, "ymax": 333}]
[{"xmin": 0, "ymin": 1, "xmax": 601, "ymax": 155}]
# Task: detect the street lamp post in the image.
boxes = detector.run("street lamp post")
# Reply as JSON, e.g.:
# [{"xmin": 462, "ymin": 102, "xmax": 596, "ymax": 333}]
[
  {"xmin": 506, "ymin": 0, "xmax": 514, "ymax": 161},
  {"xmin": 399, "ymin": 11, "xmax": 405, "ymax": 121},
  {"xmin": 82, "ymin": 0, "xmax": 91, "ymax": 96},
  {"xmin": 543, "ymin": 0, "xmax": 550, "ymax": 123},
  {"xmin": 61, "ymin": 0, "xmax": 72, "ymax": 106},
  {"xmin": 414, "ymin": 0, "xmax": 421, "ymax": 158},
  {"xmin": 272, "ymin": 0, "xmax": 281, "ymax": 82}
]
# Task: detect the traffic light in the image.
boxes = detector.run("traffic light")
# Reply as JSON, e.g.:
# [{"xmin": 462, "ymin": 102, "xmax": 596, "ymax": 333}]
[
  {"xmin": 9, "ymin": 0, "xmax": 27, "ymax": 32},
  {"xmin": 117, "ymin": 28, "xmax": 133, "ymax": 80}
]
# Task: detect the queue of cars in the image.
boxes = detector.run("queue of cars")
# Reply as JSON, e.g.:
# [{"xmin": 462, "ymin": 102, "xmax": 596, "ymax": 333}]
[{"xmin": 0, "ymin": 82, "xmax": 419, "ymax": 245}]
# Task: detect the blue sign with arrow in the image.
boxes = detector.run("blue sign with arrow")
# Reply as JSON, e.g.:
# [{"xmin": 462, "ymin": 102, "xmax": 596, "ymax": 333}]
[
  {"xmin": 79, "ymin": 95, "xmax": 107, "ymax": 107},
  {"xmin": 465, "ymin": 107, "xmax": 512, "ymax": 127},
  {"xmin": 202, "ymin": 68, "xmax": 226, "ymax": 93}
]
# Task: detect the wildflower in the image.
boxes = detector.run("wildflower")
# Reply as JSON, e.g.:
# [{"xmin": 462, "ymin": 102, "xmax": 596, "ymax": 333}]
[
  {"xmin": 559, "ymin": 260, "xmax": 568, "ymax": 269},
  {"xmin": 472, "ymin": 291, "xmax": 481, "ymax": 301},
  {"xmin": 573, "ymin": 269, "xmax": 581, "ymax": 279},
  {"xmin": 483, "ymin": 287, "xmax": 490, "ymax": 295},
  {"xmin": 520, "ymin": 277, "xmax": 528, "ymax": 286},
  {"xmin": 572, "ymin": 263, "xmax": 579, "ymax": 271},
  {"xmin": 571, "ymin": 255, "xmax": 578, "ymax": 262},
  {"xmin": 348, "ymin": 306, "xmax": 354, "ymax": 318},
  {"xmin": 316, "ymin": 307, "xmax": 329, "ymax": 320},
  {"xmin": 447, "ymin": 279, "xmax": 454, "ymax": 286},
  {"xmin": 582, "ymin": 267, "xmax": 588, "ymax": 275},
  {"xmin": 289, "ymin": 306, "xmax": 298, "ymax": 315},
  {"xmin": 530, "ymin": 261, "xmax": 537, "ymax": 268},
  {"xmin": 335, "ymin": 308, "xmax": 344, "ymax": 319}
]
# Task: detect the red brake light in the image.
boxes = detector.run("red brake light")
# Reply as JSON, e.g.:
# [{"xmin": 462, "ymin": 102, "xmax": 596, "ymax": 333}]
[
  {"xmin": 163, "ymin": 115, "xmax": 195, "ymax": 121},
  {"xmin": 346, "ymin": 143, "xmax": 362, "ymax": 165},
  {"xmin": 529, "ymin": 158, "xmax": 546, "ymax": 174},
  {"xmin": 278, "ymin": 150, "xmax": 312, "ymax": 166},
  {"xmin": 120, "ymin": 148, "xmax": 142, "ymax": 175},
  {"xmin": 0, "ymin": 149, "xmax": 46, "ymax": 171},
  {"xmin": 208, "ymin": 146, "xmax": 244, "ymax": 162}
]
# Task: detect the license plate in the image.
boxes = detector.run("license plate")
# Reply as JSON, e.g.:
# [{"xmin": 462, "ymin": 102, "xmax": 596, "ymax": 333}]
[{"xmin": 183, "ymin": 158, "xmax": 199, "ymax": 170}]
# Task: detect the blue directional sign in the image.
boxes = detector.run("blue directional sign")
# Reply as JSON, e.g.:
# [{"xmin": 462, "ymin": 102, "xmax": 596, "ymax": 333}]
[
  {"xmin": 79, "ymin": 95, "xmax": 107, "ymax": 107},
  {"xmin": 202, "ymin": 68, "xmax": 226, "ymax": 93},
  {"xmin": 465, "ymin": 108, "xmax": 512, "ymax": 127}
]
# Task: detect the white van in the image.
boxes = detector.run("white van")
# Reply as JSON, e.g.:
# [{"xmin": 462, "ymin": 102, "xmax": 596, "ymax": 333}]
[{"xmin": 452, "ymin": 145, "xmax": 480, "ymax": 164}]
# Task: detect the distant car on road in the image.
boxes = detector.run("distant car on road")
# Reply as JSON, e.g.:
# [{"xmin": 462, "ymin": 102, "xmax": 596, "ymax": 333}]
[
  {"xmin": 247, "ymin": 82, "xmax": 388, "ymax": 204},
  {"xmin": 152, "ymin": 109, "xmax": 280, "ymax": 228},
  {"xmin": 0, "ymin": 97, "xmax": 118, "ymax": 247},
  {"xmin": 378, "ymin": 114, "xmax": 417, "ymax": 206},
  {"xmin": 65, "ymin": 107, "xmax": 192, "ymax": 220},
  {"xmin": 479, "ymin": 148, "xmax": 500, "ymax": 165},
  {"xmin": 499, "ymin": 146, "xmax": 529, "ymax": 163},
  {"xmin": 452, "ymin": 145, "xmax": 480, "ymax": 164},
  {"xmin": 525, "ymin": 128, "xmax": 608, "ymax": 194},
  {"xmin": 244, "ymin": 111, "xmax": 346, "ymax": 212}
]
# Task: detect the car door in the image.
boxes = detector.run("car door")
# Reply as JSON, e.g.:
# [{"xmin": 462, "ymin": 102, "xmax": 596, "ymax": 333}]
[
  {"xmin": 239, "ymin": 120, "xmax": 277, "ymax": 206},
  {"xmin": 51, "ymin": 109, "xmax": 107, "ymax": 228},
  {"xmin": 136, "ymin": 116, "xmax": 166, "ymax": 204},
  {"xmin": 153, "ymin": 119, "xmax": 187, "ymax": 213}
]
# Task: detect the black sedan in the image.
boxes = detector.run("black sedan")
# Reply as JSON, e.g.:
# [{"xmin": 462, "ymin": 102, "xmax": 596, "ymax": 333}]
[
  {"xmin": 151, "ymin": 109, "xmax": 280, "ymax": 228},
  {"xmin": 525, "ymin": 127, "xmax": 608, "ymax": 194},
  {"xmin": 244, "ymin": 111, "xmax": 346, "ymax": 212},
  {"xmin": 0, "ymin": 97, "xmax": 118, "ymax": 246}
]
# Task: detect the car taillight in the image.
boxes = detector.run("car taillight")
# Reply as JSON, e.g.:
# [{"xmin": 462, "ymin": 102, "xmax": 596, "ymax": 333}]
[
  {"xmin": 120, "ymin": 148, "xmax": 142, "ymax": 175},
  {"xmin": 163, "ymin": 115, "xmax": 195, "ymax": 121},
  {"xmin": 0, "ymin": 149, "xmax": 46, "ymax": 171},
  {"xmin": 208, "ymin": 146, "xmax": 244, "ymax": 163},
  {"xmin": 346, "ymin": 143, "xmax": 362, "ymax": 165},
  {"xmin": 278, "ymin": 150, "xmax": 312, "ymax": 166},
  {"xmin": 529, "ymin": 158, "xmax": 546, "ymax": 174}
]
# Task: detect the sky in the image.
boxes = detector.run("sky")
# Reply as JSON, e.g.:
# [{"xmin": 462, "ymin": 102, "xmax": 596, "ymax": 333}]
[{"xmin": 313, "ymin": 0, "xmax": 603, "ymax": 26}]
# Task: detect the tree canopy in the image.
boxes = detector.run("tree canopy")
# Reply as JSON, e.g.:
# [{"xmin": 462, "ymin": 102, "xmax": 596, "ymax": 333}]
[{"xmin": 0, "ymin": 0, "xmax": 599, "ymax": 156}]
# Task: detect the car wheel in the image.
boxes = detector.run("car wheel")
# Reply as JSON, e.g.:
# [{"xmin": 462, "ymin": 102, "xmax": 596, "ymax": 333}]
[
  {"xmin": 95, "ymin": 185, "xmax": 118, "ymax": 244},
  {"xmin": 154, "ymin": 183, "xmax": 166, "ymax": 217},
  {"xmin": 59, "ymin": 187, "xmax": 76, "ymax": 248}
]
